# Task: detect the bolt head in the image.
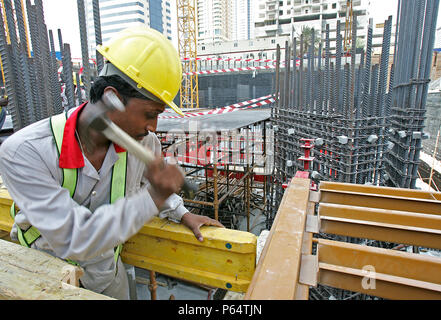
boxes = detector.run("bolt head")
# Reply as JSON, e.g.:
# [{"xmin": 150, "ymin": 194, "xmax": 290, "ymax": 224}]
[
  {"xmin": 337, "ymin": 136, "xmax": 348, "ymax": 144},
  {"xmin": 315, "ymin": 138, "xmax": 324, "ymax": 146}
]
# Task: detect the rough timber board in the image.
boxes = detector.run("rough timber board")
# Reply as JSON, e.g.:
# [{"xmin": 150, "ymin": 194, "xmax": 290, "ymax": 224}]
[
  {"xmin": 0, "ymin": 239, "xmax": 113, "ymax": 300},
  {"xmin": 244, "ymin": 178, "xmax": 311, "ymax": 299}
]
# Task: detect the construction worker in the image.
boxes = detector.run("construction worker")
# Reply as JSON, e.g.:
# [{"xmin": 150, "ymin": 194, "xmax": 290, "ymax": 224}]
[{"xmin": 0, "ymin": 26, "xmax": 224, "ymax": 299}]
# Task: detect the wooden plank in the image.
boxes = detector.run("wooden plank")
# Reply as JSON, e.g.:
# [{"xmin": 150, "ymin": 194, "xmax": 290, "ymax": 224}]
[
  {"xmin": 244, "ymin": 177, "xmax": 311, "ymax": 300},
  {"xmin": 0, "ymin": 239, "xmax": 113, "ymax": 300}
]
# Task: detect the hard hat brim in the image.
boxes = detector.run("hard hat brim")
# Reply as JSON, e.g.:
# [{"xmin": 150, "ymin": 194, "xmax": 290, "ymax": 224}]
[{"xmin": 167, "ymin": 101, "xmax": 185, "ymax": 117}]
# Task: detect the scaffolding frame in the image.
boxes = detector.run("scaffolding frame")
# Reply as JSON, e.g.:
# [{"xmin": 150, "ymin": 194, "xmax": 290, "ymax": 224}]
[{"xmin": 157, "ymin": 117, "xmax": 272, "ymax": 232}]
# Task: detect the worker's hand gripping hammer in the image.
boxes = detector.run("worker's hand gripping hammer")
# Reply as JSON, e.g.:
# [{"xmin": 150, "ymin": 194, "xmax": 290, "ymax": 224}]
[{"xmin": 89, "ymin": 90, "xmax": 197, "ymax": 199}]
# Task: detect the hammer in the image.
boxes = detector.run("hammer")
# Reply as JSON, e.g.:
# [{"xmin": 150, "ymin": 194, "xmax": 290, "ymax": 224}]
[{"xmin": 87, "ymin": 90, "xmax": 197, "ymax": 199}]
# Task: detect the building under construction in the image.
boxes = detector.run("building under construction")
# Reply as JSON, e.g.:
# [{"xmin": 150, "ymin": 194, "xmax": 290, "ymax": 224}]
[{"xmin": 0, "ymin": 0, "xmax": 440, "ymax": 301}]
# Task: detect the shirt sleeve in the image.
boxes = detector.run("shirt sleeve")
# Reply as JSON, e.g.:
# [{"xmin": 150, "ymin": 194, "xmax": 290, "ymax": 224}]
[
  {"xmin": 143, "ymin": 133, "xmax": 190, "ymax": 223},
  {"xmin": 0, "ymin": 140, "xmax": 160, "ymax": 262}
]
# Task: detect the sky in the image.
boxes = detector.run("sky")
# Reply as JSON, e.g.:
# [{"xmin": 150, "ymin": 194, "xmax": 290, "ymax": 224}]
[
  {"xmin": 369, "ymin": 0, "xmax": 399, "ymax": 23},
  {"xmin": 42, "ymin": 0, "xmax": 82, "ymax": 57},
  {"xmin": 40, "ymin": 0, "xmax": 441, "ymax": 59}
]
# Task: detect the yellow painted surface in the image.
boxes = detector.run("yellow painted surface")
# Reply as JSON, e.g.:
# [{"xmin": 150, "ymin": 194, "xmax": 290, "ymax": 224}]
[
  {"xmin": 123, "ymin": 218, "xmax": 256, "ymax": 292},
  {"xmin": 0, "ymin": 189, "xmax": 257, "ymax": 292},
  {"xmin": 0, "ymin": 189, "xmax": 13, "ymax": 232}
]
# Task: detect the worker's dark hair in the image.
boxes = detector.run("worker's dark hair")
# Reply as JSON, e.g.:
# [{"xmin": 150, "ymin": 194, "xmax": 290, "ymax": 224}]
[{"xmin": 89, "ymin": 74, "xmax": 151, "ymax": 104}]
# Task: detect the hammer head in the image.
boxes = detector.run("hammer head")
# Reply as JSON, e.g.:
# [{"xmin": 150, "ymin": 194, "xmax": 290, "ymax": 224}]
[
  {"xmin": 102, "ymin": 90, "xmax": 126, "ymax": 112},
  {"xmin": 85, "ymin": 90, "xmax": 126, "ymax": 132}
]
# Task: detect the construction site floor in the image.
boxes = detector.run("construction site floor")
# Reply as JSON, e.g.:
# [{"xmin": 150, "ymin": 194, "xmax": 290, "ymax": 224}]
[{"xmin": 134, "ymin": 267, "xmax": 210, "ymax": 300}]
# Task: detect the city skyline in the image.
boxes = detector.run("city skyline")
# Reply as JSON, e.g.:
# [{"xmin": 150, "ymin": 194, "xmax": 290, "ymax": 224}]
[{"xmin": 40, "ymin": 0, "xmax": 440, "ymax": 58}]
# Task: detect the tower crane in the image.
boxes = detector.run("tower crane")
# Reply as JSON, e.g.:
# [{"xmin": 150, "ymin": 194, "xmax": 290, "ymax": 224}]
[
  {"xmin": 176, "ymin": 0, "xmax": 199, "ymax": 110},
  {"xmin": 343, "ymin": 0, "xmax": 353, "ymax": 52}
]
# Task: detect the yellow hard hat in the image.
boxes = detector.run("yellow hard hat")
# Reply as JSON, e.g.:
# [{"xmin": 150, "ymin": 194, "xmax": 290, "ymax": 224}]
[{"xmin": 97, "ymin": 26, "xmax": 184, "ymax": 116}]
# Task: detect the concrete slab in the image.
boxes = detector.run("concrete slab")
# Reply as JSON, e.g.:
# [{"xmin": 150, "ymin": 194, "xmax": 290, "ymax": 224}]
[{"xmin": 157, "ymin": 109, "xmax": 271, "ymax": 133}]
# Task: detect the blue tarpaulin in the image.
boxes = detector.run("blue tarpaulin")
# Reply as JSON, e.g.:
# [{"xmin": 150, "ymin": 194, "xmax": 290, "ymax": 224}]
[{"xmin": 30, "ymin": 51, "xmax": 62, "ymax": 60}]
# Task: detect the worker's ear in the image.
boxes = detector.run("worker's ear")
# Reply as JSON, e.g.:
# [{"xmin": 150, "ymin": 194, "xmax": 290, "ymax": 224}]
[{"xmin": 103, "ymin": 86, "xmax": 125, "ymax": 105}]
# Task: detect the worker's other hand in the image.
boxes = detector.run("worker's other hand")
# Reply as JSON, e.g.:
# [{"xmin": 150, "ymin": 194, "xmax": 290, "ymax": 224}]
[
  {"xmin": 145, "ymin": 157, "xmax": 184, "ymax": 209},
  {"xmin": 180, "ymin": 212, "xmax": 225, "ymax": 242}
]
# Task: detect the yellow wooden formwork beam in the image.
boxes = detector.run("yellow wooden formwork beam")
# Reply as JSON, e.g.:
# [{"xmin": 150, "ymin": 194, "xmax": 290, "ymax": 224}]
[
  {"xmin": 0, "ymin": 189, "xmax": 257, "ymax": 293},
  {"xmin": 317, "ymin": 238, "xmax": 441, "ymax": 300},
  {"xmin": 123, "ymin": 218, "xmax": 256, "ymax": 292},
  {"xmin": 320, "ymin": 217, "xmax": 441, "ymax": 250},
  {"xmin": 319, "ymin": 203, "xmax": 441, "ymax": 230},
  {"xmin": 319, "ymin": 181, "xmax": 441, "ymax": 215},
  {"xmin": 318, "ymin": 182, "xmax": 441, "ymax": 249},
  {"xmin": 320, "ymin": 181, "xmax": 441, "ymax": 201},
  {"xmin": 318, "ymin": 202, "xmax": 441, "ymax": 249},
  {"xmin": 0, "ymin": 189, "xmax": 14, "ymax": 232}
]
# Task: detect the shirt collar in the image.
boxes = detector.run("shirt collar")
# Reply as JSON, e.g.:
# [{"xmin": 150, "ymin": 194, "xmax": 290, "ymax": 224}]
[{"xmin": 59, "ymin": 102, "xmax": 126, "ymax": 169}]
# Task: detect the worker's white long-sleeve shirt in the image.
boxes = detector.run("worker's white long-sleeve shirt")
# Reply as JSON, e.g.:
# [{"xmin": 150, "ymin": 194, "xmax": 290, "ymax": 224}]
[{"xmin": 0, "ymin": 104, "xmax": 188, "ymax": 293}]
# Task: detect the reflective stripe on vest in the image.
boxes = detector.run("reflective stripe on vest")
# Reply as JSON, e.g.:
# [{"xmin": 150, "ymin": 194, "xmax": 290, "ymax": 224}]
[
  {"xmin": 10, "ymin": 112, "xmax": 127, "ymax": 264},
  {"xmin": 50, "ymin": 112, "xmax": 78, "ymax": 197}
]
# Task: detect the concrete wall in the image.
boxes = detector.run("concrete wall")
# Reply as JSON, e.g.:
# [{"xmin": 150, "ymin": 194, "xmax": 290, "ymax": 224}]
[
  {"xmin": 423, "ymin": 92, "xmax": 441, "ymax": 161},
  {"xmin": 174, "ymin": 70, "xmax": 276, "ymax": 109}
]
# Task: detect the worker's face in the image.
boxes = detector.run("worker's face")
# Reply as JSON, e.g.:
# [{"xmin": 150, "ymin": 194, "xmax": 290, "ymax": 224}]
[{"xmin": 109, "ymin": 96, "xmax": 165, "ymax": 141}]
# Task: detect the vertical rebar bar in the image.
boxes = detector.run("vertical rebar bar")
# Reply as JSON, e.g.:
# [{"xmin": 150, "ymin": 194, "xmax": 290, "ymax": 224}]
[
  {"xmin": 92, "ymin": 0, "xmax": 104, "ymax": 74},
  {"xmin": 77, "ymin": 0, "xmax": 91, "ymax": 100}
]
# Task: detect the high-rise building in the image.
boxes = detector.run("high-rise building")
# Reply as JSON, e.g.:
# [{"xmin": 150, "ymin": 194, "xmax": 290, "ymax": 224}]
[
  {"xmin": 436, "ymin": 26, "xmax": 441, "ymax": 50},
  {"xmin": 254, "ymin": 0, "xmax": 370, "ymax": 50},
  {"xmin": 197, "ymin": 0, "xmax": 256, "ymax": 44},
  {"xmin": 232, "ymin": 0, "xmax": 256, "ymax": 41},
  {"xmin": 85, "ymin": 0, "xmax": 175, "ymax": 58},
  {"xmin": 197, "ymin": 0, "xmax": 233, "ymax": 44}
]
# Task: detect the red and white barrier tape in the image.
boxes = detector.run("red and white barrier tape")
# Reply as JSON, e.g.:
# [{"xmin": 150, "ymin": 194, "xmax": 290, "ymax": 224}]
[
  {"xmin": 160, "ymin": 95, "xmax": 275, "ymax": 119},
  {"xmin": 183, "ymin": 59, "xmax": 300, "ymax": 76},
  {"xmin": 182, "ymin": 57, "xmax": 277, "ymax": 63},
  {"xmin": 184, "ymin": 65, "xmax": 276, "ymax": 76}
]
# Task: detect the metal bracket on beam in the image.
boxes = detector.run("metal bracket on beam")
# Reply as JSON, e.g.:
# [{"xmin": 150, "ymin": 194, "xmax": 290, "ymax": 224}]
[
  {"xmin": 306, "ymin": 215, "xmax": 320, "ymax": 233},
  {"xmin": 299, "ymin": 254, "xmax": 318, "ymax": 287},
  {"xmin": 309, "ymin": 191, "xmax": 320, "ymax": 203}
]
